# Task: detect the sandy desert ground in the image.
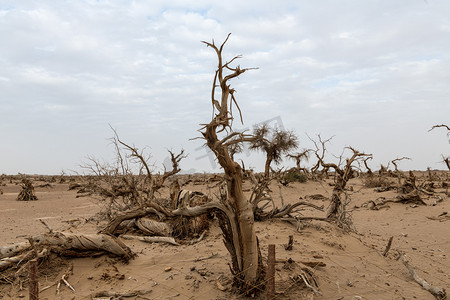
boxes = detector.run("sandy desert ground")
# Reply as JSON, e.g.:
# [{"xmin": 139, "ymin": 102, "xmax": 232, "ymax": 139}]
[{"xmin": 0, "ymin": 172, "xmax": 449, "ymax": 300}]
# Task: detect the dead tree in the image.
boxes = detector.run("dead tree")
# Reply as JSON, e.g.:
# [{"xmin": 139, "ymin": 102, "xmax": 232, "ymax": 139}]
[
  {"xmin": 391, "ymin": 157, "xmax": 411, "ymax": 190},
  {"xmin": 250, "ymin": 123, "xmax": 298, "ymax": 177},
  {"xmin": 200, "ymin": 34, "xmax": 265, "ymax": 293},
  {"xmin": 287, "ymin": 149, "xmax": 312, "ymax": 174},
  {"xmin": 228, "ymin": 142, "xmax": 243, "ymax": 161},
  {"xmin": 80, "ymin": 130, "xmax": 186, "ymax": 217},
  {"xmin": 429, "ymin": 124, "xmax": 450, "ymax": 170},
  {"xmin": 363, "ymin": 156, "xmax": 373, "ymax": 176},
  {"xmin": 315, "ymin": 145, "xmax": 372, "ymax": 225},
  {"xmin": 443, "ymin": 156, "xmax": 450, "ymax": 171},
  {"xmin": 429, "ymin": 124, "xmax": 450, "ymax": 142},
  {"xmin": 110, "ymin": 127, "xmax": 187, "ymax": 203},
  {"xmin": 309, "ymin": 134, "xmax": 334, "ymax": 179},
  {"xmin": 81, "ymin": 137, "xmax": 209, "ymax": 240}
]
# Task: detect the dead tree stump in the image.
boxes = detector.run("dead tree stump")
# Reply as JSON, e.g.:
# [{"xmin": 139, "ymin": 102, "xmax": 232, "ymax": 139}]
[{"xmin": 17, "ymin": 179, "xmax": 38, "ymax": 201}]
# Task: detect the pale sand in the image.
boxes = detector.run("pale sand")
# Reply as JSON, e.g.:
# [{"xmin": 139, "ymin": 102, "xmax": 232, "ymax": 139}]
[{"xmin": 0, "ymin": 173, "xmax": 448, "ymax": 299}]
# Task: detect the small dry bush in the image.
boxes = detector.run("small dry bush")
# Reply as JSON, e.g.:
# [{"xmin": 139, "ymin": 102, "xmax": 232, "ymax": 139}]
[
  {"xmin": 362, "ymin": 175, "xmax": 391, "ymax": 188},
  {"xmin": 17, "ymin": 178, "xmax": 38, "ymax": 201}
]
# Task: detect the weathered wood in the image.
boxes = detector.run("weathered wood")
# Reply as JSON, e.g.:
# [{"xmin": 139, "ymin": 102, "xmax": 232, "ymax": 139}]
[
  {"xmin": 0, "ymin": 232, "xmax": 133, "ymax": 272},
  {"xmin": 276, "ymin": 258, "xmax": 326, "ymax": 268},
  {"xmin": 100, "ymin": 207, "xmax": 162, "ymax": 235},
  {"xmin": 121, "ymin": 235, "xmax": 179, "ymax": 246},
  {"xmin": 395, "ymin": 192, "xmax": 426, "ymax": 205},
  {"xmin": 400, "ymin": 255, "xmax": 446, "ymax": 300},
  {"xmin": 92, "ymin": 289, "xmax": 153, "ymax": 298},
  {"xmin": 382, "ymin": 236, "xmax": 393, "ymax": 256},
  {"xmin": 0, "ymin": 242, "xmax": 29, "ymax": 259},
  {"xmin": 135, "ymin": 218, "xmax": 172, "ymax": 237},
  {"xmin": 0, "ymin": 248, "xmax": 48, "ymax": 272},
  {"xmin": 29, "ymin": 259, "xmax": 39, "ymax": 300},
  {"xmin": 285, "ymin": 235, "xmax": 294, "ymax": 251},
  {"xmin": 34, "ymin": 232, "xmax": 133, "ymax": 259},
  {"xmin": 201, "ymin": 34, "xmax": 264, "ymax": 293}
]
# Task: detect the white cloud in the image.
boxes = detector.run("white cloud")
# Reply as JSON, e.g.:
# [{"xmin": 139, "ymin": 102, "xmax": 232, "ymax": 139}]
[{"xmin": 0, "ymin": 1, "xmax": 449, "ymax": 174}]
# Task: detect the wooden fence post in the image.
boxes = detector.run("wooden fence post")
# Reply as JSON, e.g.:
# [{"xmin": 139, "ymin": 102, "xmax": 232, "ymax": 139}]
[{"xmin": 29, "ymin": 259, "xmax": 39, "ymax": 300}]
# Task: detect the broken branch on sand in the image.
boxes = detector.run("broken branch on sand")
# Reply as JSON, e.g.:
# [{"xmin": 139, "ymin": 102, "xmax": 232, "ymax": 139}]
[
  {"xmin": 91, "ymin": 289, "xmax": 153, "ymax": 299},
  {"xmin": 383, "ymin": 236, "xmax": 394, "ymax": 257},
  {"xmin": 1, "ymin": 231, "xmax": 133, "ymax": 275},
  {"xmin": 121, "ymin": 235, "xmax": 179, "ymax": 246},
  {"xmin": 400, "ymin": 255, "xmax": 446, "ymax": 300}
]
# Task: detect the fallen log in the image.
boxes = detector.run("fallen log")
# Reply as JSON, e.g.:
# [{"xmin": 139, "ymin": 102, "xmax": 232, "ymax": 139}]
[
  {"xmin": 276, "ymin": 258, "xmax": 326, "ymax": 268},
  {"xmin": 0, "ymin": 232, "xmax": 133, "ymax": 273},
  {"xmin": 92, "ymin": 289, "xmax": 153, "ymax": 299},
  {"xmin": 400, "ymin": 255, "xmax": 446, "ymax": 300},
  {"xmin": 395, "ymin": 192, "xmax": 426, "ymax": 205},
  {"xmin": 0, "ymin": 249, "xmax": 48, "ymax": 271},
  {"xmin": 100, "ymin": 208, "xmax": 152, "ymax": 235},
  {"xmin": 135, "ymin": 218, "xmax": 172, "ymax": 237},
  {"xmin": 365, "ymin": 193, "xmax": 427, "ymax": 210},
  {"xmin": 0, "ymin": 242, "xmax": 29, "ymax": 259},
  {"xmin": 121, "ymin": 235, "xmax": 179, "ymax": 246},
  {"xmin": 31, "ymin": 232, "xmax": 133, "ymax": 260}
]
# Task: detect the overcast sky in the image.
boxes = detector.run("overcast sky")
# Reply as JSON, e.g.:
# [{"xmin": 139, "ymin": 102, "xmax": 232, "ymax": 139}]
[{"xmin": 1, "ymin": 1, "xmax": 449, "ymax": 175}]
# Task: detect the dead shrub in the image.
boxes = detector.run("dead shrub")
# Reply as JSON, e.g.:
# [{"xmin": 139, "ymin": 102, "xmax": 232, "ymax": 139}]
[
  {"xmin": 17, "ymin": 178, "xmax": 38, "ymax": 201},
  {"xmin": 362, "ymin": 175, "xmax": 391, "ymax": 188}
]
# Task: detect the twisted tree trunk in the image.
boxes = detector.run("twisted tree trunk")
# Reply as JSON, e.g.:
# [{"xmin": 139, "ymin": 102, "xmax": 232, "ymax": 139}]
[
  {"xmin": 264, "ymin": 155, "xmax": 273, "ymax": 178},
  {"xmin": 201, "ymin": 34, "xmax": 264, "ymax": 293}
]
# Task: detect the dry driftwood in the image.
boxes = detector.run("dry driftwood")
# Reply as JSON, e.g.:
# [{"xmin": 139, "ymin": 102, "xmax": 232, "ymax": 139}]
[
  {"xmin": 400, "ymin": 255, "xmax": 447, "ymax": 300},
  {"xmin": 34, "ymin": 232, "xmax": 133, "ymax": 258},
  {"xmin": 0, "ymin": 231, "xmax": 133, "ymax": 272},
  {"xmin": 277, "ymin": 258, "xmax": 326, "ymax": 268},
  {"xmin": 171, "ymin": 189, "xmax": 211, "ymax": 236},
  {"xmin": 382, "ymin": 236, "xmax": 394, "ymax": 256},
  {"xmin": 121, "ymin": 234, "xmax": 178, "ymax": 246},
  {"xmin": 92, "ymin": 289, "xmax": 153, "ymax": 299},
  {"xmin": 395, "ymin": 192, "xmax": 426, "ymax": 205},
  {"xmin": 135, "ymin": 218, "xmax": 173, "ymax": 237},
  {"xmin": 366, "ymin": 192, "xmax": 426, "ymax": 210},
  {"xmin": 99, "ymin": 206, "xmax": 163, "ymax": 235},
  {"xmin": 100, "ymin": 189, "xmax": 210, "ymax": 238},
  {"xmin": 0, "ymin": 242, "xmax": 30, "ymax": 259},
  {"xmin": 426, "ymin": 212, "xmax": 450, "ymax": 222},
  {"xmin": 0, "ymin": 249, "xmax": 48, "ymax": 271},
  {"xmin": 289, "ymin": 264, "xmax": 322, "ymax": 295}
]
